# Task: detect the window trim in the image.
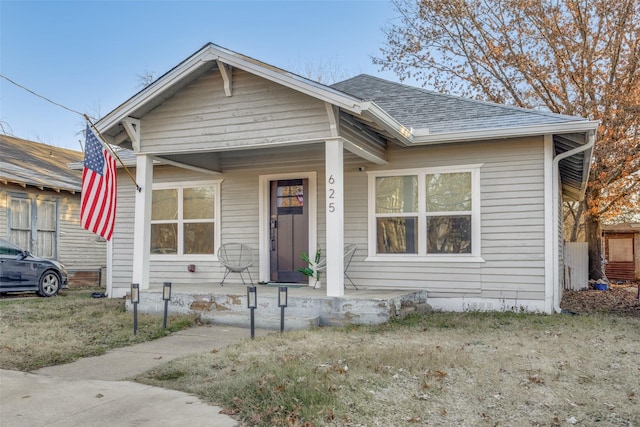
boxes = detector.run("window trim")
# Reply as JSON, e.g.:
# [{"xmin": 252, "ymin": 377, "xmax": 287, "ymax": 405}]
[
  {"xmin": 150, "ymin": 180, "xmax": 222, "ymax": 261},
  {"xmin": 367, "ymin": 165, "xmax": 484, "ymax": 263}
]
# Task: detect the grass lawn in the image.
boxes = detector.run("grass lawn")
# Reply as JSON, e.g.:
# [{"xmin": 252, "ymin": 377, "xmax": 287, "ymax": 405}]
[
  {"xmin": 2, "ymin": 287, "xmax": 638, "ymax": 426},
  {"xmin": 135, "ymin": 312, "xmax": 640, "ymax": 427},
  {"xmin": 0, "ymin": 288, "xmax": 197, "ymax": 371}
]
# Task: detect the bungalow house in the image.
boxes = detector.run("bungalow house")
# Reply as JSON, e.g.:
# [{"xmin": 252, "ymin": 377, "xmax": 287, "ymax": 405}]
[
  {"xmin": 95, "ymin": 43, "xmax": 598, "ymax": 313},
  {"xmin": 0, "ymin": 135, "xmax": 106, "ymax": 285}
]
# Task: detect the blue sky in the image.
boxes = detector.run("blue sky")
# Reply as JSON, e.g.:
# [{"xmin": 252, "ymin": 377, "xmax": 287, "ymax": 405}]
[{"xmin": 0, "ymin": 0, "xmax": 408, "ymax": 151}]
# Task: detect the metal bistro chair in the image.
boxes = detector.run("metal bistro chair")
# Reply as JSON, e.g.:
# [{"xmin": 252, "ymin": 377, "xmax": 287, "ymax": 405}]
[
  {"xmin": 218, "ymin": 243, "xmax": 255, "ymax": 285},
  {"xmin": 314, "ymin": 244, "xmax": 358, "ymax": 290}
]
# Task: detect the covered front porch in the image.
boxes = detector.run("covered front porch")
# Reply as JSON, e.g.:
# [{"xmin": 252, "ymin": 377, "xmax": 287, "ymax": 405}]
[{"xmin": 128, "ymin": 282, "xmax": 430, "ymax": 330}]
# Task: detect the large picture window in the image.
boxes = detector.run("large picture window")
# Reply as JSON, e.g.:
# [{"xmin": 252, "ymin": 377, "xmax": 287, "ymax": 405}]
[
  {"xmin": 369, "ymin": 166, "xmax": 481, "ymax": 260},
  {"xmin": 150, "ymin": 182, "xmax": 221, "ymax": 257}
]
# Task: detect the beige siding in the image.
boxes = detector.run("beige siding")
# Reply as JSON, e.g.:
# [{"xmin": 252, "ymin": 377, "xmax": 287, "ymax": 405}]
[
  {"xmin": 111, "ymin": 171, "xmax": 135, "ymax": 289},
  {"xmin": 112, "ymin": 137, "xmax": 547, "ymax": 302},
  {"xmin": 353, "ymin": 137, "xmax": 546, "ymax": 300},
  {"xmin": 140, "ymin": 70, "xmax": 333, "ymax": 153},
  {"xmin": 1, "ymin": 184, "xmax": 106, "ymax": 270},
  {"xmin": 57, "ymin": 193, "xmax": 106, "ymax": 271}
]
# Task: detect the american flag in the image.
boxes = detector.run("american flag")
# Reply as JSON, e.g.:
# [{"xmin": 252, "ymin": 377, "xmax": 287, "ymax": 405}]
[{"xmin": 81, "ymin": 124, "xmax": 117, "ymax": 241}]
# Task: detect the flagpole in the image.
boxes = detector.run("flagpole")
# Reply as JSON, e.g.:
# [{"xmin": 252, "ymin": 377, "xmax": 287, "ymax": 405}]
[{"xmin": 84, "ymin": 114, "xmax": 142, "ymax": 193}]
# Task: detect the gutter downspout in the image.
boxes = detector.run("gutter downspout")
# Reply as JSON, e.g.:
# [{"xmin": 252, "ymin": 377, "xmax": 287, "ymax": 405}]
[{"xmin": 551, "ymin": 131, "xmax": 595, "ymax": 312}]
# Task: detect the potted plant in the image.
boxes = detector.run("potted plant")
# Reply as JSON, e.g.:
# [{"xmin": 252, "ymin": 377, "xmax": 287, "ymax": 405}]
[{"xmin": 298, "ymin": 247, "xmax": 321, "ymax": 286}]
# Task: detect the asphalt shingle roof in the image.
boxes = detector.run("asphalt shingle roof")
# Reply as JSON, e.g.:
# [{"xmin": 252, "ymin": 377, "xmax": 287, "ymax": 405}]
[
  {"xmin": 0, "ymin": 135, "xmax": 83, "ymax": 193},
  {"xmin": 331, "ymin": 74, "xmax": 586, "ymax": 134}
]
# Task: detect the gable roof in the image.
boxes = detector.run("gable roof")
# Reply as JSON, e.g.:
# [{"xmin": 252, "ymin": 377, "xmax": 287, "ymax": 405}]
[
  {"xmin": 94, "ymin": 42, "xmax": 597, "ymax": 200},
  {"xmin": 97, "ymin": 43, "xmax": 405, "ymax": 144},
  {"xmin": 0, "ymin": 135, "xmax": 83, "ymax": 193},
  {"xmin": 97, "ymin": 43, "xmax": 598, "ymax": 147}
]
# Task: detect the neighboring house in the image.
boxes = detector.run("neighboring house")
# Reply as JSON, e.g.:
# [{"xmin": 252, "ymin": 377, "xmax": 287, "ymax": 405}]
[
  {"xmin": 0, "ymin": 135, "xmax": 106, "ymax": 284},
  {"xmin": 603, "ymin": 223, "xmax": 640, "ymax": 281},
  {"xmin": 94, "ymin": 43, "xmax": 598, "ymax": 313}
]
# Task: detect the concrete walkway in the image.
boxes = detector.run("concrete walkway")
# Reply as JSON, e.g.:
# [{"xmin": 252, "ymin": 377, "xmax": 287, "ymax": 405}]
[{"xmin": 0, "ymin": 325, "xmax": 269, "ymax": 427}]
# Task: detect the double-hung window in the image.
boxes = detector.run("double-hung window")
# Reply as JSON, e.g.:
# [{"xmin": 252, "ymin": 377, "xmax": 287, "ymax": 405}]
[
  {"xmin": 369, "ymin": 165, "xmax": 481, "ymax": 261},
  {"xmin": 150, "ymin": 181, "xmax": 221, "ymax": 258}
]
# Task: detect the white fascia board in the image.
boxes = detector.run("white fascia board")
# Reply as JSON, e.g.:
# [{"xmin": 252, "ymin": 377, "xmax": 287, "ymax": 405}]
[
  {"xmin": 411, "ymin": 120, "xmax": 600, "ymax": 145},
  {"xmin": 208, "ymin": 48, "xmax": 364, "ymax": 114}
]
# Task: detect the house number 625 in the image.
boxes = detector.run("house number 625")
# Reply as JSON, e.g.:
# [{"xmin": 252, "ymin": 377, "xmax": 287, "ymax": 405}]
[{"xmin": 328, "ymin": 175, "xmax": 336, "ymax": 213}]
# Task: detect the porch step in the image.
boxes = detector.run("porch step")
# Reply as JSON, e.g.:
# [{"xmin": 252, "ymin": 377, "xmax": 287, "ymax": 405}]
[{"xmin": 201, "ymin": 310, "xmax": 320, "ymax": 331}]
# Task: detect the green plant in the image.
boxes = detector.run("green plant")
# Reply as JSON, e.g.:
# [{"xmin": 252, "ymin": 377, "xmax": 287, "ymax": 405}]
[{"xmin": 297, "ymin": 247, "xmax": 321, "ymax": 280}]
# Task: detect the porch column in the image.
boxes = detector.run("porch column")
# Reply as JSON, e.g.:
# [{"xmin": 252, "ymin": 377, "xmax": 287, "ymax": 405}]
[
  {"xmin": 325, "ymin": 139, "xmax": 344, "ymax": 297},
  {"xmin": 132, "ymin": 154, "xmax": 153, "ymax": 290}
]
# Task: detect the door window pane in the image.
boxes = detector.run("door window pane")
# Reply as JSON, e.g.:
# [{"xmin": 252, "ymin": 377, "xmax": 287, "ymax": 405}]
[
  {"xmin": 10, "ymin": 198, "xmax": 31, "ymax": 230},
  {"xmin": 376, "ymin": 217, "xmax": 418, "ymax": 254},
  {"xmin": 427, "ymin": 216, "xmax": 471, "ymax": 254},
  {"xmin": 36, "ymin": 200, "xmax": 56, "ymax": 257},
  {"xmin": 37, "ymin": 232, "xmax": 55, "ymax": 258},
  {"xmin": 376, "ymin": 176, "xmax": 418, "ymax": 213},
  {"xmin": 276, "ymin": 180, "xmax": 304, "ymax": 214},
  {"xmin": 37, "ymin": 200, "xmax": 56, "ymax": 231}
]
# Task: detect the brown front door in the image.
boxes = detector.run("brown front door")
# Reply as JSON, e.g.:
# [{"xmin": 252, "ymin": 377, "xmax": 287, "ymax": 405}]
[{"xmin": 270, "ymin": 179, "xmax": 309, "ymax": 282}]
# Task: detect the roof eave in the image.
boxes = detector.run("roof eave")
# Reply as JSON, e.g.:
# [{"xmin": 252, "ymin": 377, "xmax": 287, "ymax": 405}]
[
  {"xmin": 0, "ymin": 178, "xmax": 80, "ymax": 194},
  {"xmin": 570, "ymin": 130, "xmax": 596, "ymax": 201},
  {"xmin": 410, "ymin": 120, "xmax": 600, "ymax": 145},
  {"xmin": 360, "ymin": 101, "xmax": 414, "ymax": 144}
]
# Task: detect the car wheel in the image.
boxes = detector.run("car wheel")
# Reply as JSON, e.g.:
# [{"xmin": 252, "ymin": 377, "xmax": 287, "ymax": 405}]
[{"xmin": 38, "ymin": 271, "xmax": 60, "ymax": 297}]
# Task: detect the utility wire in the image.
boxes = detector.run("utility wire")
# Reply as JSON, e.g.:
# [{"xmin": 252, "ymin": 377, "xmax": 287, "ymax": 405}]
[
  {"xmin": 1, "ymin": 73, "xmax": 85, "ymax": 117},
  {"xmin": 1, "ymin": 73, "xmax": 141, "ymax": 191}
]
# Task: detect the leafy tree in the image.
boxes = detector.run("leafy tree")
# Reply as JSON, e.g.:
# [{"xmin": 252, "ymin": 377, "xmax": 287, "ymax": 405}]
[{"xmin": 374, "ymin": 0, "xmax": 640, "ymax": 280}]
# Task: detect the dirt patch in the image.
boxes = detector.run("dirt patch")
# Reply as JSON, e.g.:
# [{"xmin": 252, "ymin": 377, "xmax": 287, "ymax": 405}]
[{"xmin": 561, "ymin": 281, "xmax": 640, "ymax": 315}]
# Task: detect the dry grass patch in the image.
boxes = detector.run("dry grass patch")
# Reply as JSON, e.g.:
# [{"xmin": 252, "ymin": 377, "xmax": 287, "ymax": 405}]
[
  {"xmin": 0, "ymin": 288, "xmax": 197, "ymax": 371},
  {"xmin": 136, "ymin": 312, "xmax": 640, "ymax": 427}
]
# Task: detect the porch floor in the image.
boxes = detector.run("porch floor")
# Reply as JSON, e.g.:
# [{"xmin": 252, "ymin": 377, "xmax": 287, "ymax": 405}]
[{"xmin": 132, "ymin": 282, "xmax": 430, "ymax": 330}]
